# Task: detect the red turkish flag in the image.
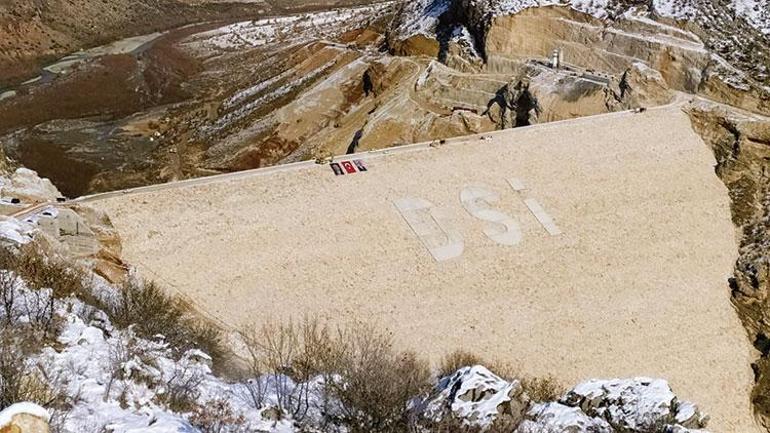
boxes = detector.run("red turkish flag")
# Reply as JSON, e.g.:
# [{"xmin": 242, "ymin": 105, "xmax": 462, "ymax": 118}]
[{"xmin": 341, "ymin": 161, "xmax": 357, "ymax": 174}]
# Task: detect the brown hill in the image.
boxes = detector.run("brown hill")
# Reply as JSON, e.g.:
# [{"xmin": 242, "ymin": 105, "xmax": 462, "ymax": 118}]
[{"xmin": 0, "ymin": 0, "xmax": 382, "ymax": 87}]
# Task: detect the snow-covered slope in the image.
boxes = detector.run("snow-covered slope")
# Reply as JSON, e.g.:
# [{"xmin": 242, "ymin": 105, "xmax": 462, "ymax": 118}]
[{"xmin": 731, "ymin": 0, "xmax": 770, "ymax": 35}]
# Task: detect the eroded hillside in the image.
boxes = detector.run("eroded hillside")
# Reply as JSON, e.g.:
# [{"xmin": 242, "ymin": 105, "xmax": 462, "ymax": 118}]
[{"xmin": 0, "ymin": 0, "xmax": 768, "ymax": 199}]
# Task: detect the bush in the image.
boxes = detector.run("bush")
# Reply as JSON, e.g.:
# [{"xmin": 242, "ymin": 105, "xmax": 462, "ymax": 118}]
[
  {"xmin": 0, "ymin": 249, "xmax": 20, "ymax": 327},
  {"xmin": 189, "ymin": 399, "xmax": 248, "ymax": 433},
  {"xmin": 241, "ymin": 319, "xmax": 432, "ymax": 433},
  {"xmin": 13, "ymin": 245, "xmax": 88, "ymax": 300},
  {"xmin": 107, "ymin": 279, "xmax": 225, "ymax": 365},
  {"xmin": 327, "ymin": 324, "xmax": 432, "ymax": 433},
  {"xmin": 521, "ymin": 376, "xmax": 564, "ymax": 403},
  {"xmin": 436, "ymin": 350, "xmax": 522, "ymax": 384},
  {"xmin": 0, "ymin": 246, "xmax": 87, "ymax": 341},
  {"xmin": 158, "ymin": 359, "xmax": 205, "ymax": 413},
  {"xmin": 238, "ymin": 318, "xmax": 336, "ymax": 421}
]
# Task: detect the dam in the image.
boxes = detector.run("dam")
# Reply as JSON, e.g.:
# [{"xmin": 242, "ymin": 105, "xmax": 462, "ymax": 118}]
[{"xmin": 87, "ymin": 104, "xmax": 759, "ymax": 432}]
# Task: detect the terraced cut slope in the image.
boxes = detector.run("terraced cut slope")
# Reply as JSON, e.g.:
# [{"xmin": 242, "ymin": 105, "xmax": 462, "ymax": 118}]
[{"xmin": 89, "ymin": 106, "xmax": 759, "ymax": 432}]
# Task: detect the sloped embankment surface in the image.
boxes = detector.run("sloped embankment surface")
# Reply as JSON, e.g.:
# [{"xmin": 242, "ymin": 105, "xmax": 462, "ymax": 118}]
[{"xmin": 91, "ymin": 106, "xmax": 759, "ymax": 432}]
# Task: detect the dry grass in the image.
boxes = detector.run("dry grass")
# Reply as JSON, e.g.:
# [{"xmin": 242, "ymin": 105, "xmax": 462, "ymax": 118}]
[{"xmin": 437, "ymin": 350, "xmax": 485, "ymax": 379}]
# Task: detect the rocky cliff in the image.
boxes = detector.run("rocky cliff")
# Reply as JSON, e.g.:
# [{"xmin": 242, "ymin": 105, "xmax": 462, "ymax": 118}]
[
  {"xmin": 687, "ymin": 103, "xmax": 770, "ymax": 429},
  {"xmin": 388, "ymin": 0, "xmax": 770, "ymax": 114}
]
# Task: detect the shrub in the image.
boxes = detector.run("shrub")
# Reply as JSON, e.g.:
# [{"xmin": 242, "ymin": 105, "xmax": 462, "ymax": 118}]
[
  {"xmin": 189, "ymin": 399, "xmax": 248, "ymax": 433},
  {"xmin": 437, "ymin": 351, "xmax": 520, "ymax": 383},
  {"xmin": 13, "ymin": 245, "xmax": 88, "ymax": 300},
  {"xmin": 0, "ymin": 245, "xmax": 85, "ymax": 341},
  {"xmin": 521, "ymin": 376, "xmax": 564, "ymax": 403},
  {"xmin": 238, "ymin": 317, "xmax": 336, "ymax": 421},
  {"xmin": 18, "ymin": 286, "xmax": 61, "ymax": 342},
  {"xmin": 158, "ymin": 359, "xmax": 205, "ymax": 413},
  {"xmin": 0, "ymin": 254, "xmax": 20, "ymax": 327},
  {"xmin": 486, "ymin": 361, "xmax": 519, "ymax": 383},
  {"xmin": 0, "ymin": 329, "xmax": 59, "ymax": 410},
  {"xmin": 107, "ymin": 278, "xmax": 225, "ymax": 365},
  {"xmin": 327, "ymin": 324, "xmax": 432, "ymax": 433},
  {"xmin": 241, "ymin": 319, "xmax": 432, "ymax": 432}
]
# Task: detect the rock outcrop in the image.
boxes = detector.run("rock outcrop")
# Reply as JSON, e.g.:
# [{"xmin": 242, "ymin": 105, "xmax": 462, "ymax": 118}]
[
  {"xmin": 613, "ymin": 62, "xmax": 675, "ymax": 108},
  {"xmin": 419, "ymin": 366, "xmax": 530, "ymax": 427},
  {"xmin": 562, "ymin": 378, "xmax": 710, "ymax": 431},
  {"xmin": 0, "ymin": 403, "xmax": 49, "ymax": 433},
  {"xmin": 389, "ymin": 0, "xmax": 770, "ymax": 115},
  {"xmin": 0, "ymin": 169, "xmax": 61, "ymax": 205},
  {"xmin": 519, "ymin": 403, "xmax": 613, "ymax": 433},
  {"xmin": 487, "ymin": 76, "xmax": 540, "ymax": 128},
  {"xmin": 0, "ymin": 169, "xmax": 126, "ymax": 282},
  {"xmin": 416, "ymin": 367, "xmax": 711, "ymax": 433}
]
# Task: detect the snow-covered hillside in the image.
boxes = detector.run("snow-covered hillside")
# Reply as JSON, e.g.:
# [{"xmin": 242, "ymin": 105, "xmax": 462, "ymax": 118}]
[{"xmin": 730, "ymin": 0, "xmax": 770, "ymax": 34}]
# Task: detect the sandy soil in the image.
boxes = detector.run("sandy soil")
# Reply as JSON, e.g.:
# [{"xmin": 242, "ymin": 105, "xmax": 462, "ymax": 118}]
[{"xmin": 90, "ymin": 106, "xmax": 759, "ymax": 432}]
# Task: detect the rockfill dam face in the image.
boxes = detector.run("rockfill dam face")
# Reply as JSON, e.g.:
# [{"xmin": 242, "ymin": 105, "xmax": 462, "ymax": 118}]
[{"xmin": 90, "ymin": 106, "xmax": 759, "ymax": 432}]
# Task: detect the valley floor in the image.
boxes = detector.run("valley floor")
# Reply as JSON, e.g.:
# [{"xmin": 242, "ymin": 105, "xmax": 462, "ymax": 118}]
[{"xmin": 88, "ymin": 105, "xmax": 760, "ymax": 432}]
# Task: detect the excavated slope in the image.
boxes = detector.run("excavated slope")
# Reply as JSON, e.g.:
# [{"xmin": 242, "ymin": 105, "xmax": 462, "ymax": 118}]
[{"xmin": 89, "ymin": 105, "xmax": 759, "ymax": 432}]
